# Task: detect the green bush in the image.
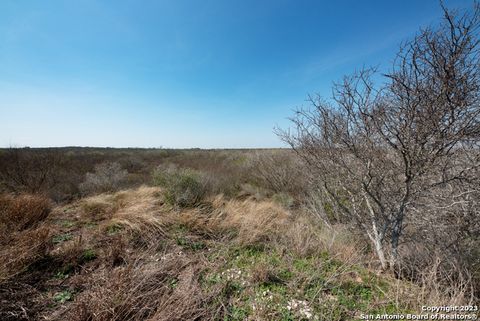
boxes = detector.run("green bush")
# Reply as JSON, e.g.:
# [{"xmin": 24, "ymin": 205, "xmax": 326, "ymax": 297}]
[{"xmin": 152, "ymin": 165, "xmax": 207, "ymax": 207}]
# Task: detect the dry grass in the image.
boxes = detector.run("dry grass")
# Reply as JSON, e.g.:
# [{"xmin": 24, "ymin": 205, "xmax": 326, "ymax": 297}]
[
  {"xmin": 0, "ymin": 194, "xmax": 52, "ymax": 282},
  {"xmin": 0, "ymin": 194, "xmax": 51, "ymax": 232},
  {"xmin": 175, "ymin": 195, "xmax": 366, "ymax": 263},
  {"xmin": 103, "ymin": 186, "xmax": 166, "ymax": 248},
  {"xmin": 214, "ymin": 196, "xmax": 291, "ymax": 246},
  {"xmin": 0, "ymin": 186, "xmax": 475, "ymax": 320},
  {"xmin": 80, "ymin": 199, "xmax": 114, "ymax": 221},
  {"xmin": 0, "ymin": 226, "xmax": 51, "ymax": 282},
  {"xmin": 75, "ymin": 187, "xmax": 166, "ymax": 248},
  {"xmin": 55, "ymin": 253, "xmax": 221, "ymax": 321},
  {"xmin": 174, "ymin": 195, "xmax": 291, "ymax": 246}
]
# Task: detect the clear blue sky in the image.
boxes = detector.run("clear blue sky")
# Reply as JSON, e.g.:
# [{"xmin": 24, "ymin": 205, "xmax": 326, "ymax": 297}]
[{"xmin": 0, "ymin": 0, "xmax": 473, "ymax": 148}]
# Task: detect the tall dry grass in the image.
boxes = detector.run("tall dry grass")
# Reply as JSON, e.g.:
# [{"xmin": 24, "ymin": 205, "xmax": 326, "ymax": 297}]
[
  {"xmin": 0, "ymin": 194, "xmax": 52, "ymax": 282},
  {"xmin": 58, "ymin": 256, "xmax": 221, "ymax": 321},
  {"xmin": 0, "ymin": 226, "xmax": 51, "ymax": 282},
  {"xmin": 0, "ymin": 194, "xmax": 51, "ymax": 232}
]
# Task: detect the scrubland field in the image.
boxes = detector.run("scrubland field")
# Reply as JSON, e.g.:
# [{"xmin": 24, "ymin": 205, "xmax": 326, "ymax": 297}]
[
  {"xmin": 2, "ymin": 5, "xmax": 480, "ymax": 320},
  {"xmin": 0, "ymin": 147, "xmax": 478, "ymax": 320}
]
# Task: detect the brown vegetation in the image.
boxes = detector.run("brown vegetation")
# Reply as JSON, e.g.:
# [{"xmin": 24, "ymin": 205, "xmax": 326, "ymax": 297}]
[
  {"xmin": 0, "ymin": 177, "xmax": 476, "ymax": 320},
  {"xmin": 0, "ymin": 194, "xmax": 51, "ymax": 232}
]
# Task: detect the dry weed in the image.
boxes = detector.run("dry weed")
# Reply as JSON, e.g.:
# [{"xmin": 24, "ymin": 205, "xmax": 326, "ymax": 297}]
[
  {"xmin": 0, "ymin": 194, "xmax": 51, "ymax": 232},
  {"xmin": 59, "ymin": 253, "xmax": 220, "ymax": 321},
  {"xmin": 0, "ymin": 226, "xmax": 51, "ymax": 282}
]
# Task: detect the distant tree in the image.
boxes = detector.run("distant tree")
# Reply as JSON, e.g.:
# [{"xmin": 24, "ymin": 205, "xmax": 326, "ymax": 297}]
[
  {"xmin": 0, "ymin": 148, "xmax": 61, "ymax": 194},
  {"xmin": 79, "ymin": 162, "xmax": 128, "ymax": 195},
  {"xmin": 277, "ymin": 3, "xmax": 480, "ymax": 270}
]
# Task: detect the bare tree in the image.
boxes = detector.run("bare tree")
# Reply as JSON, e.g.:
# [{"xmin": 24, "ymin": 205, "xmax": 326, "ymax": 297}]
[
  {"xmin": 277, "ymin": 3, "xmax": 480, "ymax": 271},
  {"xmin": 0, "ymin": 148, "xmax": 61, "ymax": 194},
  {"xmin": 79, "ymin": 162, "xmax": 128, "ymax": 195}
]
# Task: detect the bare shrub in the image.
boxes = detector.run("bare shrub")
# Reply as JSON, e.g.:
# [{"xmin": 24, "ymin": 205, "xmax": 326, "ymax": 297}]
[
  {"xmin": 79, "ymin": 162, "xmax": 128, "ymax": 195},
  {"xmin": 402, "ymin": 185, "xmax": 480, "ymax": 296},
  {"xmin": 0, "ymin": 148, "xmax": 91, "ymax": 202},
  {"xmin": 119, "ymin": 155, "xmax": 147, "ymax": 173},
  {"xmin": 0, "ymin": 148, "xmax": 61, "ymax": 194},
  {"xmin": 248, "ymin": 150, "xmax": 308, "ymax": 199}
]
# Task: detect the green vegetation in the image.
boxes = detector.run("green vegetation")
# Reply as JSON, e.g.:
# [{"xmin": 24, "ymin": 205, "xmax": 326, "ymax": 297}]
[
  {"xmin": 53, "ymin": 290, "xmax": 74, "ymax": 303},
  {"xmin": 153, "ymin": 165, "xmax": 207, "ymax": 207},
  {"xmin": 81, "ymin": 249, "xmax": 97, "ymax": 262},
  {"xmin": 52, "ymin": 233, "xmax": 73, "ymax": 244}
]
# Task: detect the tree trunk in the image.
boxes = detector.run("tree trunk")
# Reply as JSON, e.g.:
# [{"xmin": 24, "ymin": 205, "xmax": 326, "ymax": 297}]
[
  {"xmin": 390, "ymin": 211, "xmax": 405, "ymax": 272},
  {"xmin": 373, "ymin": 231, "xmax": 388, "ymax": 271}
]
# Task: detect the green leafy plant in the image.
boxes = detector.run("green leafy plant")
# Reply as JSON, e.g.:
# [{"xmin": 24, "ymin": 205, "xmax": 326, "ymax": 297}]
[
  {"xmin": 52, "ymin": 233, "xmax": 73, "ymax": 244},
  {"xmin": 53, "ymin": 290, "xmax": 73, "ymax": 303},
  {"xmin": 106, "ymin": 223, "xmax": 123, "ymax": 235},
  {"xmin": 81, "ymin": 248, "xmax": 97, "ymax": 262}
]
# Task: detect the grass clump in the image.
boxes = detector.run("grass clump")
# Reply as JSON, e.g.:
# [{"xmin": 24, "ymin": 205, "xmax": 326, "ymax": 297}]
[
  {"xmin": 0, "ymin": 194, "xmax": 51, "ymax": 232},
  {"xmin": 0, "ymin": 226, "xmax": 51, "ymax": 281},
  {"xmin": 0, "ymin": 194, "xmax": 52, "ymax": 282},
  {"xmin": 153, "ymin": 164, "xmax": 207, "ymax": 207}
]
